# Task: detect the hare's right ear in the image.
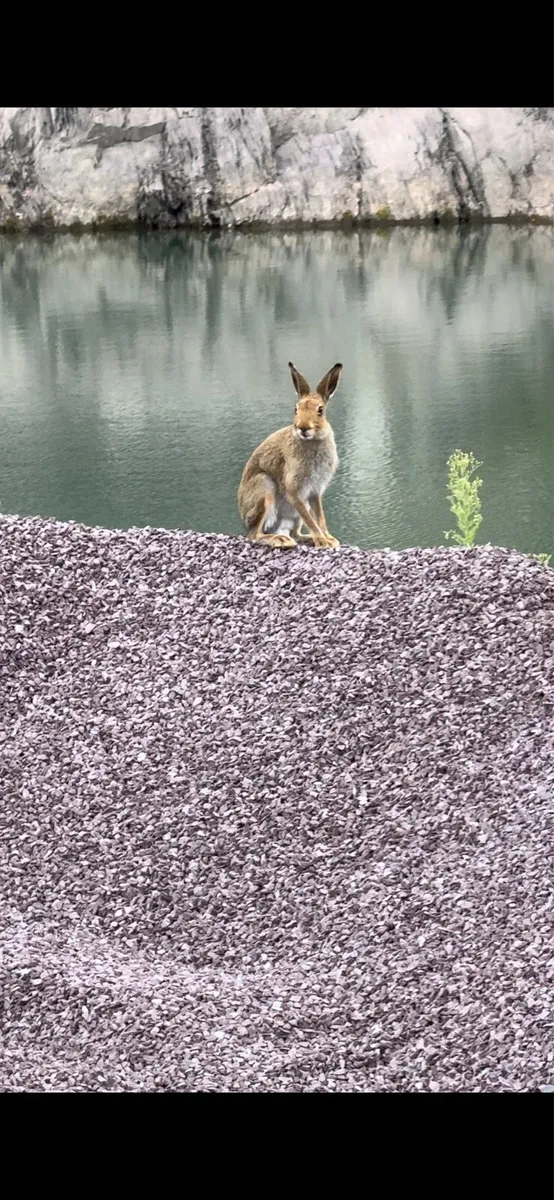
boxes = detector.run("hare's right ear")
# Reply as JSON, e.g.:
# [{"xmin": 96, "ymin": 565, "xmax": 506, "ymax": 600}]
[
  {"xmin": 316, "ymin": 363, "xmax": 343, "ymax": 403},
  {"xmin": 288, "ymin": 362, "xmax": 311, "ymax": 398}
]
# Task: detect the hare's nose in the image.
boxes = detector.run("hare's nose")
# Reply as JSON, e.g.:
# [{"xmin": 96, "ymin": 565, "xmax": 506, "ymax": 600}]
[{"xmin": 299, "ymin": 428, "xmax": 310, "ymax": 438}]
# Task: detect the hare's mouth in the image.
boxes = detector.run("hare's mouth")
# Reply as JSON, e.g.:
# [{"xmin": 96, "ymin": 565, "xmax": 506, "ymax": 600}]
[{"xmin": 296, "ymin": 428, "xmax": 314, "ymax": 440}]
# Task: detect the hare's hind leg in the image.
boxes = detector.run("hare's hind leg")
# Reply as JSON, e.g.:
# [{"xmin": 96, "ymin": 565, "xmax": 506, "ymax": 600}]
[{"xmin": 247, "ymin": 481, "xmax": 297, "ymax": 550}]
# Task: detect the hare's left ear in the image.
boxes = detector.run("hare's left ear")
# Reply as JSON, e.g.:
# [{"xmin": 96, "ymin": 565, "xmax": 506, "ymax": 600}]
[
  {"xmin": 288, "ymin": 362, "xmax": 311, "ymax": 398},
  {"xmin": 316, "ymin": 363, "xmax": 343, "ymax": 403}
]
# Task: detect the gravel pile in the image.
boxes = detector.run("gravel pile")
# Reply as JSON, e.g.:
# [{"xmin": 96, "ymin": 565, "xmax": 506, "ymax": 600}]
[{"xmin": 1, "ymin": 515, "xmax": 553, "ymax": 1092}]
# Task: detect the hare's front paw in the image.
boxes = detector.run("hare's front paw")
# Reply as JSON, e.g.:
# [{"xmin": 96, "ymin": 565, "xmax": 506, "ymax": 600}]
[
  {"xmin": 313, "ymin": 533, "xmax": 340, "ymax": 550},
  {"xmin": 268, "ymin": 534, "xmax": 297, "ymax": 549}
]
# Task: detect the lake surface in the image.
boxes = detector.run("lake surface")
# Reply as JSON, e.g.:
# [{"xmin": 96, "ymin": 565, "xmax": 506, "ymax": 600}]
[{"xmin": 0, "ymin": 226, "xmax": 552, "ymax": 556}]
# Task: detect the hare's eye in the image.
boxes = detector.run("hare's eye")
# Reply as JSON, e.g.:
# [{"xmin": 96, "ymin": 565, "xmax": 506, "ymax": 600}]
[{"xmin": 317, "ymin": 405, "xmax": 324, "ymax": 415}]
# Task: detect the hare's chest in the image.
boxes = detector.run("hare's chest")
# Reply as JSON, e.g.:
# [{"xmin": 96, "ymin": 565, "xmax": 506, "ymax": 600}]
[{"xmin": 299, "ymin": 441, "xmax": 338, "ymax": 500}]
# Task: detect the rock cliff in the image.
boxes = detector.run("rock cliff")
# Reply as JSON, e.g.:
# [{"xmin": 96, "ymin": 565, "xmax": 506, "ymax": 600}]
[{"xmin": 0, "ymin": 108, "xmax": 552, "ymax": 230}]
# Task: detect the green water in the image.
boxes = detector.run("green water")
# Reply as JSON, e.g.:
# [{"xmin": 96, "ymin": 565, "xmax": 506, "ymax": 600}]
[{"xmin": 0, "ymin": 226, "xmax": 552, "ymax": 555}]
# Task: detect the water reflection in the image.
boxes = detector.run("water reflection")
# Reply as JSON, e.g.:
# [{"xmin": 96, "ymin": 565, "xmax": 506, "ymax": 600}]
[{"xmin": 0, "ymin": 226, "xmax": 552, "ymax": 554}]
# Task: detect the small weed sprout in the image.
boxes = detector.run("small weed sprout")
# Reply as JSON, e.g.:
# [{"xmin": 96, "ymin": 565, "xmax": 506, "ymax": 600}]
[{"xmin": 444, "ymin": 450, "xmax": 483, "ymax": 548}]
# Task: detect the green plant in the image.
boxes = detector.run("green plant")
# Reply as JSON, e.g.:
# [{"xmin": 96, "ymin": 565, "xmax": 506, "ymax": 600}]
[
  {"xmin": 375, "ymin": 205, "xmax": 391, "ymax": 221},
  {"xmin": 530, "ymin": 552, "xmax": 552, "ymax": 566},
  {"xmin": 444, "ymin": 450, "xmax": 483, "ymax": 548}
]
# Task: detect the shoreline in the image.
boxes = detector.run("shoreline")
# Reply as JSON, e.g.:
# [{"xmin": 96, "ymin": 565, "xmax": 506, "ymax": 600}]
[{"xmin": 1, "ymin": 212, "xmax": 553, "ymax": 237}]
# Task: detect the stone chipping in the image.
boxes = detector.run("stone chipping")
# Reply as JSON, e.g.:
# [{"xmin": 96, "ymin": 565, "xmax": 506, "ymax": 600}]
[{"xmin": 1, "ymin": 515, "xmax": 553, "ymax": 1091}]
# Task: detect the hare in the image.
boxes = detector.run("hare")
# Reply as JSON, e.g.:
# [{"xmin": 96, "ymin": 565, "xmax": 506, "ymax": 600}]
[{"xmin": 238, "ymin": 361, "xmax": 343, "ymax": 550}]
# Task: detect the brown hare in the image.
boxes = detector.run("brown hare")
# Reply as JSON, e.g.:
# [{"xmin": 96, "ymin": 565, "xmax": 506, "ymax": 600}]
[{"xmin": 238, "ymin": 361, "xmax": 343, "ymax": 550}]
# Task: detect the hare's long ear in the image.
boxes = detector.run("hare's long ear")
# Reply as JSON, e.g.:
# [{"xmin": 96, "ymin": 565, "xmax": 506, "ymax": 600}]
[
  {"xmin": 288, "ymin": 362, "xmax": 311, "ymax": 398},
  {"xmin": 316, "ymin": 362, "xmax": 343, "ymax": 403}
]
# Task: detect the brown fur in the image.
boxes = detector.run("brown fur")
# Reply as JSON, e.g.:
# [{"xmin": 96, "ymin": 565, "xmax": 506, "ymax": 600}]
[{"xmin": 238, "ymin": 362, "xmax": 343, "ymax": 550}]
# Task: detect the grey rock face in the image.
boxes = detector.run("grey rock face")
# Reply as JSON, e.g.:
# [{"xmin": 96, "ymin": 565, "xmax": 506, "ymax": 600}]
[{"xmin": 0, "ymin": 107, "xmax": 552, "ymax": 230}]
